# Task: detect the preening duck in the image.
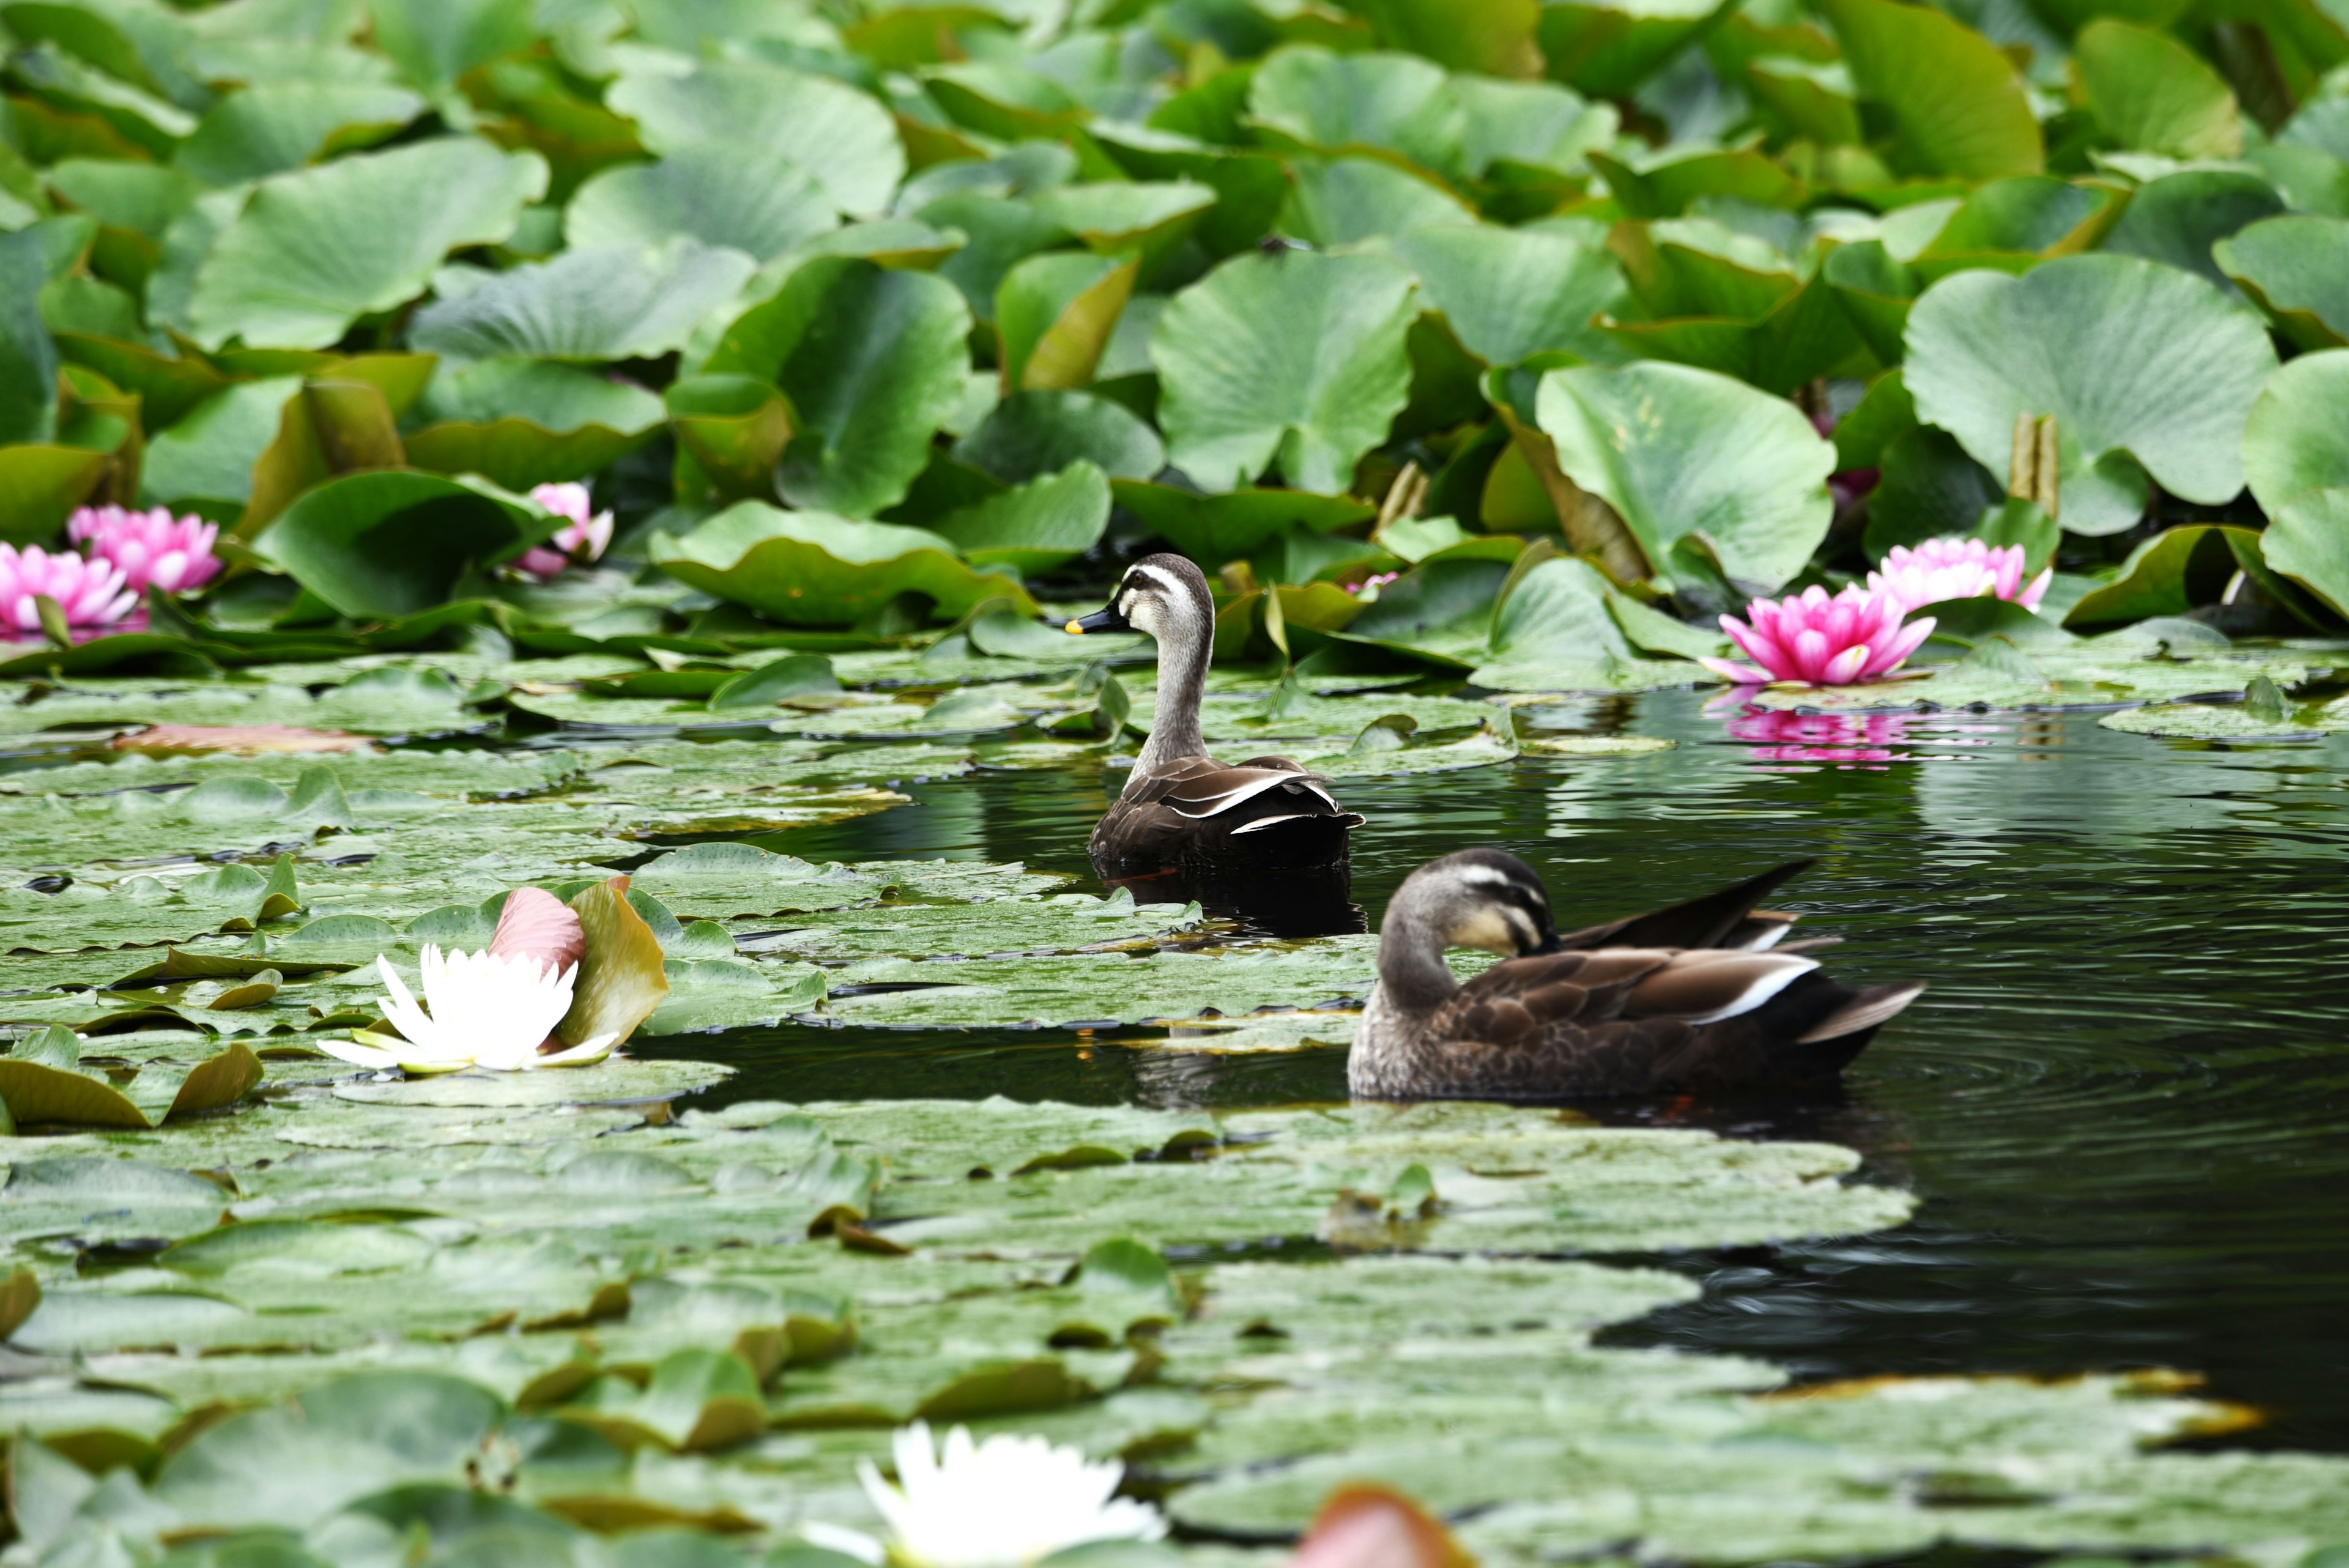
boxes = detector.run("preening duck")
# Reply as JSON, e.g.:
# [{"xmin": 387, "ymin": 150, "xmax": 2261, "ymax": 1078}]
[
  {"xmin": 1351, "ymin": 850, "xmax": 1921, "ymax": 1101},
  {"xmin": 1067, "ymin": 554, "xmax": 1363, "ymax": 870}
]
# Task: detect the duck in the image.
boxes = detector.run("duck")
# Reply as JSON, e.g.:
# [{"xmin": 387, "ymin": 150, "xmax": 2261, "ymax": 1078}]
[
  {"xmin": 1067, "ymin": 554, "xmax": 1364, "ymax": 870},
  {"xmin": 1351, "ymin": 849, "xmax": 1921, "ymax": 1101}
]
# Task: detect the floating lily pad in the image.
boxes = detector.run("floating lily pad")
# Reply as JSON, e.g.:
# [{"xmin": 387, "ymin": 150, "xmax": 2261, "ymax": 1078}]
[{"xmin": 650, "ymin": 503, "xmax": 1036, "ymax": 626}]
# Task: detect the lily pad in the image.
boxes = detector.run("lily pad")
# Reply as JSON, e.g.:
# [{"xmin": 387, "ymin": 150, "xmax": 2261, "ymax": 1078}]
[
  {"xmin": 650, "ymin": 503, "xmax": 1036, "ymax": 626},
  {"xmin": 409, "ymin": 243, "xmax": 759, "ymax": 363},
  {"xmin": 1903, "ymin": 255, "xmax": 2279, "ymax": 535},
  {"xmin": 1150, "ymin": 248, "xmax": 1417, "ymax": 494}
]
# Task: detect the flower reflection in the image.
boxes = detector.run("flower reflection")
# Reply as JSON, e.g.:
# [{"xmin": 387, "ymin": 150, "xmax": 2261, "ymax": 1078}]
[{"xmin": 1709, "ymin": 691, "xmax": 1912, "ymax": 768}]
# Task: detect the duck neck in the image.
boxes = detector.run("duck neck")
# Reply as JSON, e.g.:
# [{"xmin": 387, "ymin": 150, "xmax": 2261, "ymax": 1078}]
[
  {"xmin": 1130, "ymin": 612, "xmax": 1210, "ymax": 788},
  {"xmin": 1376, "ymin": 901, "xmax": 1461, "ymax": 1014}
]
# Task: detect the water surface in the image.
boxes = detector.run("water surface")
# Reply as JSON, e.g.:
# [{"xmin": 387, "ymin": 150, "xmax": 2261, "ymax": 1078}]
[{"xmin": 651, "ymin": 689, "xmax": 2349, "ymax": 1449}]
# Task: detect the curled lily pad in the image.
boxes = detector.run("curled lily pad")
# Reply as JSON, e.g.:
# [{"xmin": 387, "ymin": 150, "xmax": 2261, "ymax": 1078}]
[
  {"xmin": 254, "ymin": 471, "xmax": 560, "ymax": 619},
  {"xmin": 651, "ymin": 503, "xmax": 1036, "ymax": 626},
  {"xmin": 403, "ymin": 359, "xmax": 667, "ymax": 492},
  {"xmin": 0, "ymin": 1025, "xmax": 261, "ymax": 1129}
]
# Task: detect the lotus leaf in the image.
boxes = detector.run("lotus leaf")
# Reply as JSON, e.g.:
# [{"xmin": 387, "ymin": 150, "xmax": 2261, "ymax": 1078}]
[
  {"xmin": 1536, "ymin": 362, "xmax": 1833, "ymax": 597},
  {"xmin": 1150, "ymin": 248, "xmax": 1417, "ymax": 495},
  {"xmin": 607, "ymin": 59, "xmax": 904, "ymax": 218},
  {"xmin": 651, "ymin": 503, "xmax": 1036, "ymax": 626},
  {"xmin": 2216, "ymin": 214, "xmax": 2349, "ymax": 349},
  {"xmin": 409, "ymin": 243, "xmax": 757, "ymax": 363},
  {"xmin": 565, "ymin": 146, "xmax": 841, "ymax": 263},
  {"xmin": 1904, "ymin": 255, "xmax": 2279, "ymax": 535},
  {"xmin": 183, "ymin": 138, "xmax": 547, "ymax": 351}
]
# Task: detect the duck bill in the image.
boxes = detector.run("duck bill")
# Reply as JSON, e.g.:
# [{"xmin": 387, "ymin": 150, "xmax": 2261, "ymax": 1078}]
[{"xmin": 1066, "ymin": 605, "xmax": 1129, "ymax": 635}]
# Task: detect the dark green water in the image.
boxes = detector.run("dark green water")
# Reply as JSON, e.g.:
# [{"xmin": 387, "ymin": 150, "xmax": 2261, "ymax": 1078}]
[{"xmin": 644, "ymin": 689, "xmax": 2349, "ymax": 1451}]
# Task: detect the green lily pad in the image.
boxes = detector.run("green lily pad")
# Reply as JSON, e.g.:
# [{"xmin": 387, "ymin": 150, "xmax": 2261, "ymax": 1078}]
[
  {"xmin": 607, "ymin": 58, "xmax": 904, "ymax": 218},
  {"xmin": 255, "ymin": 470, "xmax": 560, "ymax": 620},
  {"xmin": 2216, "ymin": 214, "xmax": 2349, "ymax": 349},
  {"xmin": 184, "ymin": 138, "xmax": 547, "ymax": 351},
  {"xmin": 1536, "ymin": 362, "xmax": 1833, "ymax": 597},
  {"xmin": 402, "ymin": 358, "xmax": 667, "ymax": 491},
  {"xmin": 1904, "ymin": 255, "xmax": 2279, "ymax": 536},
  {"xmin": 565, "ymin": 145, "xmax": 840, "ymax": 263},
  {"xmin": 1388, "ymin": 224, "xmax": 1631, "ymax": 368},
  {"xmin": 409, "ymin": 243, "xmax": 758, "ymax": 363},
  {"xmin": 651, "ymin": 503, "xmax": 1036, "ymax": 627},
  {"xmin": 1150, "ymin": 248, "xmax": 1417, "ymax": 495},
  {"xmin": 928, "ymin": 461, "xmax": 1111, "ymax": 574},
  {"xmin": 2075, "ymin": 19, "xmax": 2241, "ymax": 159},
  {"xmin": 1819, "ymin": 0, "xmax": 2043, "ymax": 178},
  {"xmin": 173, "ymin": 81, "xmax": 425, "ymax": 187}
]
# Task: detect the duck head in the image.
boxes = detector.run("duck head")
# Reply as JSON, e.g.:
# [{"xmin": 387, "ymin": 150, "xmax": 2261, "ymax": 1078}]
[
  {"xmin": 1067, "ymin": 554, "xmax": 1212, "ymax": 641},
  {"xmin": 1387, "ymin": 849, "xmax": 1563, "ymax": 959}
]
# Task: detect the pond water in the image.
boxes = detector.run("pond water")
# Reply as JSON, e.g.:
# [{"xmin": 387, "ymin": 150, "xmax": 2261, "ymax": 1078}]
[{"xmin": 642, "ymin": 689, "xmax": 2349, "ymax": 1452}]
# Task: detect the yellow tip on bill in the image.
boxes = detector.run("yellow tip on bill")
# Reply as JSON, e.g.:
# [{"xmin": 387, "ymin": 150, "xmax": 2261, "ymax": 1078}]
[{"xmin": 1065, "ymin": 620, "xmax": 1084, "ymax": 634}]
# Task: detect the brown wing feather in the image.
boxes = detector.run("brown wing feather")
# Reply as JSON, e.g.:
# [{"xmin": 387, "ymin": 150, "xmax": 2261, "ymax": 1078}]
[{"xmin": 1093, "ymin": 753, "xmax": 1357, "ymax": 869}]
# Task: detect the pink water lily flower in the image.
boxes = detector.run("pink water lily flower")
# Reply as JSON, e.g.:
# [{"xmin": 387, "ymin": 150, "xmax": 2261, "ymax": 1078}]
[
  {"xmin": 1868, "ymin": 537, "xmax": 2049, "ymax": 614},
  {"xmin": 1344, "ymin": 571, "xmax": 1400, "ymax": 598},
  {"xmin": 1701, "ymin": 584, "xmax": 1934, "ymax": 687},
  {"xmin": 69, "ymin": 504, "xmax": 223, "ymax": 596},
  {"xmin": 0, "ymin": 544, "xmax": 138, "ymax": 639},
  {"xmin": 514, "ymin": 482, "xmax": 614, "ymax": 581}
]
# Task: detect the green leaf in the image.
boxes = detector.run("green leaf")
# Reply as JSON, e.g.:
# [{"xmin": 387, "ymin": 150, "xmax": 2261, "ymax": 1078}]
[
  {"xmin": 563, "ymin": 146, "xmax": 841, "ymax": 263},
  {"xmin": 1535, "ymin": 360, "xmax": 1833, "ymax": 595},
  {"xmin": 369, "ymin": 0, "xmax": 535, "ymax": 93},
  {"xmin": 609, "ymin": 59, "xmax": 904, "ymax": 217},
  {"xmin": 666, "ymin": 374, "xmax": 794, "ymax": 502},
  {"xmin": 707, "ymin": 653, "xmax": 839, "ymax": 710},
  {"xmin": 185, "ymin": 138, "xmax": 548, "ymax": 351},
  {"xmin": 953, "ymin": 390, "xmax": 1164, "ymax": 485},
  {"xmin": 651, "ymin": 502, "xmax": 1037, "ymax": 625},
  {"xmin": 2243, "ymin": 349, "xmax": 2349, "ymax": 515},
  {"xmin": 408, "ymin": 243, "xmax": 757, "ymax": 363},
  {"xmin": 2101, "ymin": 169, "xmax": 2283, "ymax": 292},
  {"xmin": 2216, "ymin": 214, "xmax": 2349, "ymax": 349},
  {"xmin": 1246, "ymin": 45, "xmax": 1462, "ymax": 177},
  {"xmin": 0, "ymin": 445, "xmax": 110, "ymax": 543},
  {"xmin": 702, "ymin": 257, "xmax": 971, "ymax": 517},
  {"xmin": 1537, "ymin": 0, "xmax": 1737, "ymax": 98},
  {"xmin": 995, "ymin": 251, "xmax": 1136, "ymax": 392},
  {"xmin": 929, "ymin": 460, "xmax": 1111, "ymax": 574},
  {"xmin": 1278, "ymin": 155, "xmax": 1478, "ymax": 246},
  {"xmin": 2263, "ymin": 486, "xmax": 2349, "ymax": 619},
  {"xmin": 2061, "ymin": 524, "xmax": 2254, "ymax": 627},
  {"xmin": 0, "ymin": 228, "xmax": 59, "ymax": 446},
  {"xmin": 138, "ymin": 376, "xmax": 304, "ymax": 508},
  {"xmin": 559, "ymin": 875, "xmax": 670, "ymax": 1050},
  {"xmin": 173, "ymin": 82, "xmax": 425, "ymax": 187},
  {"xmin": 1864, "ymin": 426, "xmax": 2005, "ymax": 557},
  {"xmin": 1904, "ymin": 255, "xmax": 2279, "ymax": 535},
  {"xmin": 2074, "ymin": 19, "xmax": 2242, "ymax": 159},
  {"xmin": 563, "ymin": 1348, "xmax": 766, "ymax": 1451},
  {"xmin": 404, "ymin": 358, "xmax": 667, "ymax": 491},
  {"xmin": 1111, "ymin": 481, "xmax": 1375, "ymax": 565},
  {"xmin": 1387, "ymin": 225, "xmax": 1631, "ymax": 367},
  {"xmin": 1151, "ymin": 248, "xmax": 1417, "ymax": 494},
  {"xmin": 1819, "ymin": 0, "xmax": 2044, "ymax": 178},
  {"xmin": 254, "ymin": 470, "xmax": 555, "ymax": 619}
]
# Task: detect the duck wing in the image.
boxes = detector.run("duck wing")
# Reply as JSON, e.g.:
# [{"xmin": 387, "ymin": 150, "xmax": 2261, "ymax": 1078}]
[
  {"xmin": 1553, "ymin": 858, "xmax": 1817, "ymax": 953},
  {"xmin": 1093, "ymin": 755, "xmax": 1362, "ymax": 868},
  {"xmin": 1414, "ymin": 942, "xmax": 1920, "ymax": 1098}
]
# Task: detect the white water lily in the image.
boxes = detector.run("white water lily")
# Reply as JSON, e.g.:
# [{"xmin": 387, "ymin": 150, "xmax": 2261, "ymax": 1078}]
[
  {"xmin": 828, "ymin": 1421, "xmax": 1165, "ymax": 1568},
  {"xmin": 319, "ymin": 946, "xmax": 614, "ymax": 1074}
]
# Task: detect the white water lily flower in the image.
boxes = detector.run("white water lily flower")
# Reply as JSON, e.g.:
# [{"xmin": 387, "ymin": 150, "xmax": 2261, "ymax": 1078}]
[
  {"xmin": 844, "ymin": 1421, "xmax": 1166, "ymax": 1568},
  {"xmin": 319, "ymin": 946, "xmax": 614, "ymax": 1074}
]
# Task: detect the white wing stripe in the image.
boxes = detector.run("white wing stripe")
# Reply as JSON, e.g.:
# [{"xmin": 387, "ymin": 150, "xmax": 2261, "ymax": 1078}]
[{"xmin": 1677, "ymin": 957, "xmax": 1819, "ymax": 1024}]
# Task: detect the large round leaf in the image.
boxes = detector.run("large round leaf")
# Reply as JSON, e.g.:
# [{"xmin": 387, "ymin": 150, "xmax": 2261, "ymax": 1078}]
[
  {"xmin": 1111, "ymin": 482, "xmax": 1375, "ymax": 565},
  {"xmin": 1537, "ymin": 0, "xmax": 1734, "ymax": 99},
  {"xmin": 1818, "ymin": 0, "xmax": 2043, "ymax": 178},
  {"xmin": 2074, "ymin": 19, "xmax": 2241, "ymax": 159},
  {"xmin": 563, "ymin": 146, "xmax": 840, "ymax": 263},
  {"xmin": 650, "ymin": 502, "xmax": 1034, "ymax": 625},
  {"xmin": 2100, "ymin": 169, "xmax": 2282, "ymax": 292},
  {"xmin": 607, "ymin": 59, "xmax": 904, "ymax": 217},
  {"xmin": 1151, "ymin": 248, "xmax": 1417, "ymax": 494},
  {"xmin": 2242, "ymin": 349, "xmax": 2349, "ymax": 514},
  {"xmin": 953, "ymin": 390, "xmax": 1163, "ymax": 484},
  {"xmin": 1904, "ymin": 254, "xmax": 2278, "ymax": 535},
  {"xmin": 184, "ymin": 138, "xmax": 547, "ymax": 351},
  {"xmin": 1, "ymin": 226, "xmax": 61, "ymax": 445},
  {"xmin": 1534, "ymin": 360, "xmax": 1833, "ymax": 596},
  {"xmin": 1278, "ymin": 157, "xmax": 1477, "ymax": 247},
  {"xmin": 407, "ymin": 243, "xmax": 756, "ymax": 363},
  {"xmin": 1246, "ymin": 45, "xmax": 1462, "ymax": 177},
  {"xmin": 927, "ymin": 460, "xmax": 1111, "ymax": 574},
  {"xmin": 1388, "ymin": 225, "xmax": 1631, "ymax": 367},
  {"xmin": 254, "ymin": 470, "xmax": 557, "ymax": 619},
  {"xmin": 700, "ymin": 257, "xmax": 971, "ymax": 517},
  {"xmin": 401, "ymin": 358, "xmax": 666, "ymax": 491},
  {"xmin": 2216, "ymin": 215, "xmax": 2349, "ymax": 349},
  {"xmin": 172, "ymin": 82, "xmax": 424, "ymax": 187}
]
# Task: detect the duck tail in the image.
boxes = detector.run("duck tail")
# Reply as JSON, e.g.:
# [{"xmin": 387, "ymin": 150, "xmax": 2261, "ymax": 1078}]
[{"xmin": 1795, "ymin": 981, "xmax": 1924, "ymax": 1045}]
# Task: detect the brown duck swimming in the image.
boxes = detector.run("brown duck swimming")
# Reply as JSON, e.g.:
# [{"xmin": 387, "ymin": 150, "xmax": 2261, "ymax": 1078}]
[
  {"xmin": 1067, "ymin": 554, "xmax": 1363, "ymax": 870},
  {"xmin": 1351, "ymin": 849, "xmax": 1921, "ymax": 1100}
]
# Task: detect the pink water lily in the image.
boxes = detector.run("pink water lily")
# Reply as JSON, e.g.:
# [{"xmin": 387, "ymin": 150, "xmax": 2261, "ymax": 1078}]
[
  {"xmin": 514, "ymin": 482, "xmax": 614, "ymax": 581},
  {"xmin": 0, "ymin": 543, "xmax": 138, "ymax": 639},
  {"xmin": 1344, "ymin": 571, "xmax": 1400, "ymax": 598},
  {"xmin": 1701, "ymin": 584, "xmax": 1934, "ymax": 687},
  {"xmin": 1868, "ymin": 537, "xmax": 2049, "ymax": 615},
  {"xmin": 69, "ymin": 504, "xmax": 222, "ymax": 596}
]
